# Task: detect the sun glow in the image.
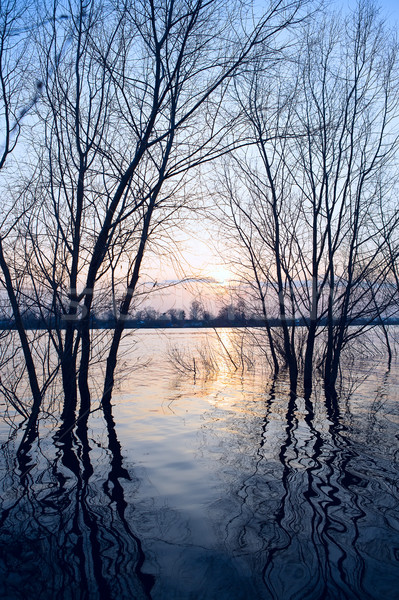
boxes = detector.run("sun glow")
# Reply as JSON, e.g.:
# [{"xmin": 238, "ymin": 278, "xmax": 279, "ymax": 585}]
[{"xmin": 207, "ymin": 266, "xmax": 233, "ymax": 285}]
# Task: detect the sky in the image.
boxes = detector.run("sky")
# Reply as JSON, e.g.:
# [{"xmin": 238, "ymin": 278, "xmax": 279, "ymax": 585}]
[
  {"xmin": 336, "ymin": 0, "xmax": 399, "ymax": 24},
  {"xmin": 3, "ymin": 0, "xmax": 398, "ymax": 317},
  {"xmin": 364, "ymin": 0, "xmax": 399, "ymax": 23},
  {"xmin": 146, "ymin": 0, "xmax": 399, "ymax": 314}
]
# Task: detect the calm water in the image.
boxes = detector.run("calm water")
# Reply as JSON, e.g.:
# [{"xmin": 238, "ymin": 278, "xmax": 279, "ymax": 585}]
[{"xmin": 0, "ymin": 329, "xmax": 399, "ymax": 599}]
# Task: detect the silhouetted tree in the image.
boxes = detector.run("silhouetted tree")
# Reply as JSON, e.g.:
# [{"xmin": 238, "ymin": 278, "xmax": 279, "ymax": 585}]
[
  {"xmin": 218, "ymin": 1, "xmax": 399, "ymax": 395},
  {"xmin": 1, "ymin": 0, "xmax": 307, "ymax": 427}
]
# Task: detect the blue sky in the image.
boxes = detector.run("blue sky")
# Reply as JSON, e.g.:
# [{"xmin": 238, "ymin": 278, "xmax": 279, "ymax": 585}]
[
  {"xmin": 335, "ymin": 0, "xmax": 399, "ymax": 25},
  {"xmin": 370, "ymin": 0, "xmax": 399, "ymax": 22}
]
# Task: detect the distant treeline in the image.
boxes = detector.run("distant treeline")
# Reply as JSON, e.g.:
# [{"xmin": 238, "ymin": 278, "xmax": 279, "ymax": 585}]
[{"xmin": 2, "ymin": 316, "xmax": 399, "ymax": 330}]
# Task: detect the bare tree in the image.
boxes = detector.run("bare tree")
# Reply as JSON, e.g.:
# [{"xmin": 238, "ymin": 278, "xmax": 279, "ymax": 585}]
[
  {"xmin": 296, "ymin": 2, "xmax": 399, "ymax": 394},
  {"xmin": 1, "ymin": 0, "xmax": 307, "ymax": 430},
  {"xmin": 0, "ymin": 0, "xmax": 44, "ymax": 444},
  {"xmin": 218, "ymin": 0, "xmax": 399, "ymax": 396}
]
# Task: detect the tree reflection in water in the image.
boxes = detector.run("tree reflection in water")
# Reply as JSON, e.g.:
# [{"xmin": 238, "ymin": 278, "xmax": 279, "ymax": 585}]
[
  {"xmin": 1, "ymin": 330, "xmax": 399, "ymax": 599},
  {"xmin": 0, "ymin": 395, "xmax": 154, "ymax": 599},
  {"xmin": 217, "ymin": 375, "xmax": 399, "ymax": 600}
]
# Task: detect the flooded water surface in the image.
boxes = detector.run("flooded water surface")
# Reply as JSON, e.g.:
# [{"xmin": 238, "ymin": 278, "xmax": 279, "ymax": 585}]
[{"xmin": 1, "ymin": 329, "xmax": 399, "ymax": 599}]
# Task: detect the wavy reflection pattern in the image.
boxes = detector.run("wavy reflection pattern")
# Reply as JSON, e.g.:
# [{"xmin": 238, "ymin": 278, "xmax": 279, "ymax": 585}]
[
  {"xmin": 215, "ymin": 378, "xmax": 399, "ymax": 600},
  {"xmin": 0, "ymin": 400, "xmax": 154, "ymax": 600},
  {"xmin": 1, "ymin": 336, "xmax": 399, "ymax": 600}
]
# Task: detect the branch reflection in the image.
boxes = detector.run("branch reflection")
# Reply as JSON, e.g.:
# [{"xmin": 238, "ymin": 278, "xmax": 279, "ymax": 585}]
[{"xmin": 0, "ymin": 394, "xmax": 154, "ymax": 599}]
